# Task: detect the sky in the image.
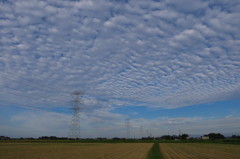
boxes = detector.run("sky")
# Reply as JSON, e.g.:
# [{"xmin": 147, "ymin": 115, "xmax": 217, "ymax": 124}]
[{"xmin": 0, "ymin": 0, "xmax": 240, "ymax": 138}]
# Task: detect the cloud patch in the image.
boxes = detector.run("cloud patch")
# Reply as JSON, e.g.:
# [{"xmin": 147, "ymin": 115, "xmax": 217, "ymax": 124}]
[
  {"xmin": 1, "ymin": 108, "xmax": 239, "ymax": 138},
  {"xmin": 0, "ymin": 0, "xmax": 239, "ymax": 110}
]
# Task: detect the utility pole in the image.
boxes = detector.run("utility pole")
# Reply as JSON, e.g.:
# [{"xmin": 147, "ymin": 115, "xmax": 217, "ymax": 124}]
[{"xmin": 69, "ymin": 91, "xmax": 83, "ymax": 139}]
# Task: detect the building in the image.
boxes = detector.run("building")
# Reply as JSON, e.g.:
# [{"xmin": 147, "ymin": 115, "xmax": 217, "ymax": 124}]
[{"xmin": 201, "ymin": 135, "xmax": 209, "ymax": 140}]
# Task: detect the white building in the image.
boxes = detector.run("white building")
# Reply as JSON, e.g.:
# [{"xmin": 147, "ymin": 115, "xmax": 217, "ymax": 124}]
[{"xmin": 201, "ymin": 135, "xmax": 209, "ymax": 140}]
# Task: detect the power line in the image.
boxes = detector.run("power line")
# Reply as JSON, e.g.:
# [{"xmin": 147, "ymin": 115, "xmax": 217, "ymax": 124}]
[
  {"xmin": 1, "ymin": 71, "xmax": 150, "ymax": 107},
  {"xmin": 0, "ymin": 99, "xmax": 56, "ymax": 113},
  {"xmin": 0, "ymin": 83, "xmax": 112, "ymax": 112},
  {"xmin": 0, "ymin": 73, "xmax": 70, "ymax": 95},
  {"xmin": 0, "ymin": 85, "xmax": 67, "ymax": 105},
  {"xmin": 1, "ymin": 70, "xmax": 150, "ymax": 104}
]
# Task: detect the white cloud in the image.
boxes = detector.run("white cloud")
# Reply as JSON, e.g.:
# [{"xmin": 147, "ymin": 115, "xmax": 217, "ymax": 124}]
[
  {"xmin": 153, "ymin": 9, "xmax": 179, "ymax": 19},
  {"xmin": 0, "ymin": 111, "xmax": 70, "ymax": 137},
  {"xmin": 0, "ymin": 108, "xmax": 126, "ymax": 138},
  {"xmin": 2, "ymin": 108, "xmax": 239, "ymax": 138},
  {"xmin": 126, "ymin": 116, "xmax": 240, "ymax": 137},
  {"xmin": 0, "ymin": 0, "xmax": 240, "ymax": 137},
  {"xmin": 166, "ymin": 0, "xmax": 209, "ymax": 12}
]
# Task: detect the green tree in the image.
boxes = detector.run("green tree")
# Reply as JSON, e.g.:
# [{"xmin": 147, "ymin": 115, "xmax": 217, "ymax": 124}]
[
  {"xmin": 208, "ymin": 133, "xmax": 225, "ymax": 139},
  {"xmin": 179, "ymin": 134, "xmax": 189, "ymax": 140}
]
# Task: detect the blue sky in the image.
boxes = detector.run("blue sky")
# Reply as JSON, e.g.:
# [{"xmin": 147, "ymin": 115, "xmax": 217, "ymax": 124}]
[{"xmin": 0, "ymin": 0, "xmax": 240, "ymax": 138}]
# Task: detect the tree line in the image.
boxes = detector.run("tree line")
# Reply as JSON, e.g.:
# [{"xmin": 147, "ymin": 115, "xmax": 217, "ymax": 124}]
[{"xmin": 1, "ymin": 133, "xmax": 239, "ymax": 141}]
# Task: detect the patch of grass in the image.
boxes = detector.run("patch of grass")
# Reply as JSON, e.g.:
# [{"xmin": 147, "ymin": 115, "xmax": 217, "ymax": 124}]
[{"xmin": 147, "ymin": 142, "xmax": 164, "ymax": 159}]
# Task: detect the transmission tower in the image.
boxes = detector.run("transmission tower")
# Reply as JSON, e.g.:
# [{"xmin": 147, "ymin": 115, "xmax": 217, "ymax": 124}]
[
  {"xmin": 126, "ymin": 118, "xmax": 130, "ymax": 139},
  {"xmin": 69, "ymin": 91, "xmax": 83, "ymax": 139},
  {"xmin": 140, "ymin": 125, "xmax": 143, "ymax": 138}
]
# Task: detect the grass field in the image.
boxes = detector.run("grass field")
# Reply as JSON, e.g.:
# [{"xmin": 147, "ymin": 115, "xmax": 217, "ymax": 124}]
[
  {"xmin": 0, "ymin": 142, "xmax": 152, "ymax": 159},
  {"xmin": 147, "ymin": 143, "xmax": 163, "ymax": 159},
  {"xmin": 160, "ymin": 143, "xmax": 240, "ymax": 159}
]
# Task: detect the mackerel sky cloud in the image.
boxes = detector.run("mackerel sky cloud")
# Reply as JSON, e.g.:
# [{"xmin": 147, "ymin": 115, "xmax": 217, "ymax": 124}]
[{"xmin": 0, "ymin": 0, "xmax": 240, "ymax": 138}]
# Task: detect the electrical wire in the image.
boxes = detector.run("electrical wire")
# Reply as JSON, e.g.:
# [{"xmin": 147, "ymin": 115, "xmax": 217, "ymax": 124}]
[
  {"xmin": 0, "ymin": 85, "xmax": 68, "ymax": 105},
  {"xmin": 0, "ymin": 72, "xmax": 70, "ymax": 95},
  {"xmin": 0, "ymin": 99, "xmax": 56, "ymax": 113}
]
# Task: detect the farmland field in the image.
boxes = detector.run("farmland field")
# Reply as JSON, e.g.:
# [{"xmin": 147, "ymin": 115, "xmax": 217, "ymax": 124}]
[
  {"xmin": 0, "ymin": 142, "xmax": 152, "ymax": 159},
  {"xmin": 160, "ymin": 143, "xmax": 240, "ymax": 159}
]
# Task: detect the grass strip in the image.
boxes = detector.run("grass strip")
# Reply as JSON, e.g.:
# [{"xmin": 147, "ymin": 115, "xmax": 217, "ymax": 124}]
[{"xmin": 147, "ymin": 142, "xmax": 164, "ymax": 159}]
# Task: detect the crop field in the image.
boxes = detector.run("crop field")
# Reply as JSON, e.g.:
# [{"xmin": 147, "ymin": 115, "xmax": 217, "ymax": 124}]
[
  {"xmin": 0, "ymin": 142, "xmax": 152, "ymax": 159},
  {"xmin": 160, "ymin": 143, "xmax": 240, "ymax": 159}
]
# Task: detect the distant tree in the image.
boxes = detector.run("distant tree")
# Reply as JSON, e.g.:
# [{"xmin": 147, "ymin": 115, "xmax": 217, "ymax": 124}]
[
  {"xmin": 0, "ymin": 136, "xmax": 11, "ymax": 140},
  {"xmin": 160, "ymin": 135, "xmax": 178, "ymax": 140},
  {"xmin": 179, "ymin": 134, "xmax": 189, "ymax": 140},
  {"xmin": 231, "ymin": 135, "xmax": 240, "ymax": 139},
  {"xmin": 39, "ymin": 136, "xmax": 57, "ymax": 140},
  {"xmin": 160, "ymin": 135, "xmax": 171, "ymax": 140},
  {"xmin": 208, "ymin": 133, "xmax": 225, "ymax": 139},
  {"xmin": 97, "ymin": 137, "xmax": 107, "ymax": 140},
  {"xmin": 142, "ymin": 137, "xmax": 155, "ymax": 140}
]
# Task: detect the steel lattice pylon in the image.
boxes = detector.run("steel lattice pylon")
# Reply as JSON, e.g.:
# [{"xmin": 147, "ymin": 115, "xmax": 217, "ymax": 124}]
[{"xmin": 69, "ymin": 91, "xmax": 82, "ymax": 139}]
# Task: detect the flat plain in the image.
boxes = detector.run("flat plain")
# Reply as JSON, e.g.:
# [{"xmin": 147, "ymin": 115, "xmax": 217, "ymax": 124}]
[
  {"xmin": 0, "ymin": 142, "xmax": 153, "ymax": 159},
  {"xmin": 160, "ymin": 143, "xmax": 240, "ymax": 159}
]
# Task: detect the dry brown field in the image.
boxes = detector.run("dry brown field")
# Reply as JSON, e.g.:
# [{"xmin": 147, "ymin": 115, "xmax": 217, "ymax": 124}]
[
  {"xmin": 160, "ymin": 143, "xmax": 240, "ymax": 159},
  {"xmin": 0, "ymin": 142, "xmax": 152, "ymax": 159}
]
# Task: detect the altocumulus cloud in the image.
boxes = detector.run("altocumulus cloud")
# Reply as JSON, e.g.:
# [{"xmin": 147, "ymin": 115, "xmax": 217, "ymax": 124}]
[{"xmin": 0, "ymin": 0, "xmax": 240, "ymax": 110}]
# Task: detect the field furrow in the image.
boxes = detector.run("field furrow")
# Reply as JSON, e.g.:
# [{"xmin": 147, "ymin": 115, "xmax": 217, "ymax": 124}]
[
  {"xmin": 160, "ymin": 143, "xmax": 240, "ymax": 159},
  {"xmin": 0, "ymin": 143, "xmax": 152, "ymax": 159}
]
